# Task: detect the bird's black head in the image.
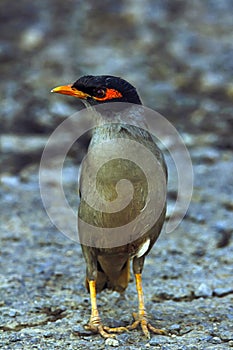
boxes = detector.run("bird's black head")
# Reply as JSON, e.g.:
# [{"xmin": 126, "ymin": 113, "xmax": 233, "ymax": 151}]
[{"xmin": 51, "ymin": 75, "xmax": 142, "ymax": 106}]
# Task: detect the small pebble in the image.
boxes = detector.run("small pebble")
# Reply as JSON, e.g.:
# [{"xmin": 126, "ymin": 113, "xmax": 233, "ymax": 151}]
[
  {"xmin": 9, "ymin": 309, "xmax": 17, "ymax": 317},
  {"xmin": 194, "ymin": 283, "xmax": 212, "ymax": 297},
  {"xmin": 105, "ymin": 337, "xmax": 119, "ymax": 347},
  {"xmin": 214, "ymin": 287, "xmax": 233, "ymax": 297},
  {"xmin": 169, "ymin": 323, "xmax": 181, "ymax": 332},
  {"xmin": 43, "ymin": 331, "xmax": 53, "ymax": 338},
  {"xmin": 209, "ymin": 336, "xmax": 222, "ymax": 344}
]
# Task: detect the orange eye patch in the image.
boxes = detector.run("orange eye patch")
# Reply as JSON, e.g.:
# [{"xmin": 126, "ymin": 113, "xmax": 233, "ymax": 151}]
[{"xmin": 94, "ymin": 88, "xmax": 122, "ymax": 101}]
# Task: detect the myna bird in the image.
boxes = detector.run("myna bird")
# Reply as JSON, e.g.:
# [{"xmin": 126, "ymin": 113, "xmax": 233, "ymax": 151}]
[{"xmin": 51, "ymin": 75, "xmax": 167, "ymax": 338}]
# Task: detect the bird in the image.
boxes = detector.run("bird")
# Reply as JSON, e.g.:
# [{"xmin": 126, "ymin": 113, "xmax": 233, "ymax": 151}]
[{"xmin": 51, "ymin": 75, "xmax": 167, "ymax": 338}]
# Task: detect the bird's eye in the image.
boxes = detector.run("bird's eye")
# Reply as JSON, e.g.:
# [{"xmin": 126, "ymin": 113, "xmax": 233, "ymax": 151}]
[{"xmin": 93, "ymin": 88, "xmax": 106, "ymax": 98}]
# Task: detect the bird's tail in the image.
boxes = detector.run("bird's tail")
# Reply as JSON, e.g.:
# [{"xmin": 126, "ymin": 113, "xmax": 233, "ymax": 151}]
[{"xmin": 86, "ymin": 258, "xmax": 130, "ymax": 293}]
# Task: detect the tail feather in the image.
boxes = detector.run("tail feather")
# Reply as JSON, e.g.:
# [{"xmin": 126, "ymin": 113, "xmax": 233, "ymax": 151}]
[{"xmin": 86, "ymin": 258, "xmax": 130, "ymax": 293}]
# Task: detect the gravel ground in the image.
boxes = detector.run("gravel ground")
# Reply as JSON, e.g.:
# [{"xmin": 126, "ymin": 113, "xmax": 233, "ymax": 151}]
[
  {"xmin": 1, "ymin": 144, "xmax": 233, "ymax": 349},
  {"xmin": 1, "ymin": 1, "xmax": 233, "ymax": 349}
]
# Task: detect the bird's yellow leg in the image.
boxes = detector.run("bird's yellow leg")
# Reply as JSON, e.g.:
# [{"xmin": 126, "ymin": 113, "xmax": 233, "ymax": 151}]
[
  {"xmin": 85, "ymin": 280, "xmax": 101, "ymax": 330},
  {"xmin": 84, "ymin": 280, "xmax": 127, "ymax": 338},
  {"xmin": 127, "ymin": 273, "xmax": 167, "ymax": 338}
]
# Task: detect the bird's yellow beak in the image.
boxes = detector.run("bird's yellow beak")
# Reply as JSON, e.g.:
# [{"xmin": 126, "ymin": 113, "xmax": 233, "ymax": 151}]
[{"xmin": 51, "ymin": 84, "xmax": 90, "ymax": 99}]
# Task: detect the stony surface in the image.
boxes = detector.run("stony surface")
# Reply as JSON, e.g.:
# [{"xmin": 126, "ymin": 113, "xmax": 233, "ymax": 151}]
[
  {"xmin": 1, "ymin": 154, "xmax": 232, "ymax": 349},
  {"xmin": 1, "ymin": 1, "xmax": 233, "ymax": 349}
]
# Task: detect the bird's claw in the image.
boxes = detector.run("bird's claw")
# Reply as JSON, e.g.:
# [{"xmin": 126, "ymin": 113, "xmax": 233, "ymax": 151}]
[
  {"xmin": 127, "ymin": 312, "xmax": 167, "ymax": 338},
  {"xmin": 85, "ymin": 322, "xmax": 128, "ymax": 338}
]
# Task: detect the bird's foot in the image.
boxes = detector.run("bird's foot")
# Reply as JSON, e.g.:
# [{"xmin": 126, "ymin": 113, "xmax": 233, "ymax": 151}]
[
  {"xmin": 85, "ymin": 318, "xmax": 128, "ymax": 338},
  {"xmin": 127, "ymin": 312, "xmax": 167, "ymax": 338}
]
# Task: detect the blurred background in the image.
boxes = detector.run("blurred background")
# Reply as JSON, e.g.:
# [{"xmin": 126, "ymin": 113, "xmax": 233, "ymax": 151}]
[
  {"xmin": 1, "ymin": 0, "xmax": 233, "ymax": 174},
  {"xmin": 1, "ymin": 1, "xmax": 233, "ymax": 348}
]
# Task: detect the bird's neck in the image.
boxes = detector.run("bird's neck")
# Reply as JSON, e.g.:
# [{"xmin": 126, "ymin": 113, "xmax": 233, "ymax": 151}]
[{"xmin": 86, "ymin": 103, "xmax": 147, "ymax": 128}]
